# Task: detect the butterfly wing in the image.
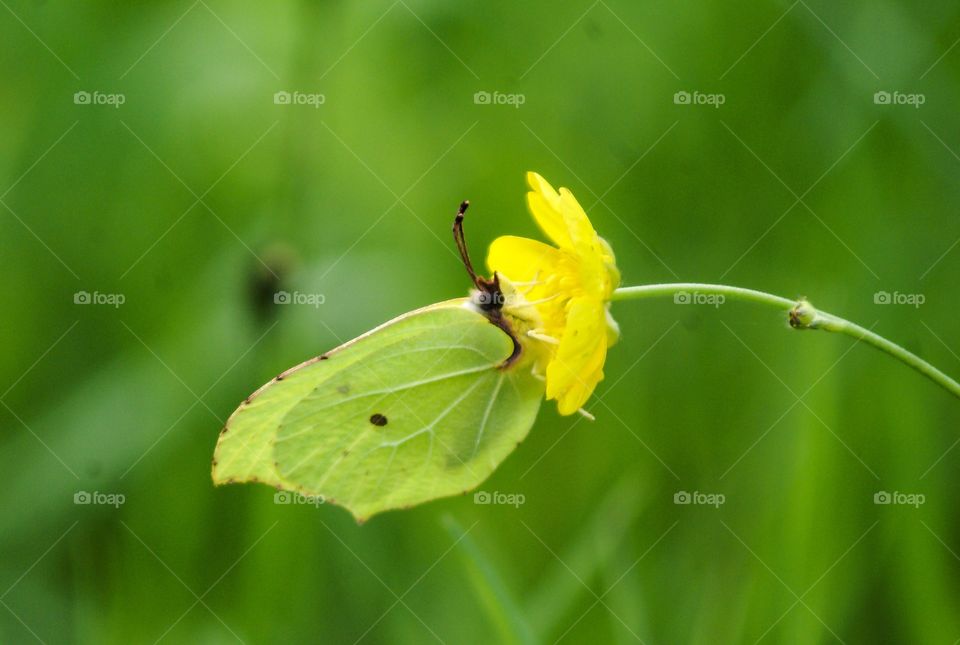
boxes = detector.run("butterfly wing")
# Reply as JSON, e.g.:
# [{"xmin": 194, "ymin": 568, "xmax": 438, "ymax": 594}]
[{"xmin": 212, "ymin": 300, "xmax": 544, "ymax": 521}]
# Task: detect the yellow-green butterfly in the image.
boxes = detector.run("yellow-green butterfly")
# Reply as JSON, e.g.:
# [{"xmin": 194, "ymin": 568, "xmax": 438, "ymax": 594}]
[{"xmin": 212, "ymin": 202, "xmax": 544, "ymax": 522}]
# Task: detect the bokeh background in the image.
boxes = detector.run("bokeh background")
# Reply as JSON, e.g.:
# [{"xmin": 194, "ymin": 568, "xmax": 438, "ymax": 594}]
[{"xmin": 3, "ymin": 1, "xmax": 960, "ymax": 643}]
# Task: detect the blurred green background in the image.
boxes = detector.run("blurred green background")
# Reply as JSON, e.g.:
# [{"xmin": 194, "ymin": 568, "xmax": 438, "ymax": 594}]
[{"xmin": 3, "ymin": 1, "xmax": 960, "ymax": 642}]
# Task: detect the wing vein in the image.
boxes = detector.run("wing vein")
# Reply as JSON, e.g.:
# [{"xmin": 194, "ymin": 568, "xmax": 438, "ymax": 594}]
[
  {"xmin": 287, "ymin": 372, "xmax": 493, "ymax": 482},
  {"xmin": 274, "ymin": 363, "xmax": 496, "ymax": 440},
  {"xmin": 472, "ymin": 372, "xmax": 505, "ymax": 459}
]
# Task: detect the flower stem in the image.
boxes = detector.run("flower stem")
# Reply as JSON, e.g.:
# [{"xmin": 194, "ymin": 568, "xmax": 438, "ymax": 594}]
[{"xmin": 611, "ymin": 283, "xmax": 960, "ymax": 400}]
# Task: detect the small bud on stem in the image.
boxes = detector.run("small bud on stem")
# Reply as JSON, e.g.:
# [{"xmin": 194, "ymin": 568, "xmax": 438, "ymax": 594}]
[{"xmin": 789, "ymin": 298, "xmax": 818, "ymax": 329}]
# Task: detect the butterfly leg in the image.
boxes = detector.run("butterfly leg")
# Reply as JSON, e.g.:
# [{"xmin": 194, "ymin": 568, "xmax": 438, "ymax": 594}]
[
  {"xmin": 526, "ymin": 329, "xmax": 560, "ymax": 345},
  {"xmin": 576, "ymin": 407, "xmax": 595, "ymax": 421},
  {"xmin": 524, "ymin": 294, "xmax": 558, "ymax": 307},
  {"xmin": 510, "ymin": 271, "xmax": 541, "ymax": 292}
]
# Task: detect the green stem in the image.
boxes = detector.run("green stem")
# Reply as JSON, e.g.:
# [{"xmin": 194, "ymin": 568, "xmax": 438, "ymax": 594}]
[{"xmin": 612, "ymin": 283, "xmax": 960, "ymax": 400}]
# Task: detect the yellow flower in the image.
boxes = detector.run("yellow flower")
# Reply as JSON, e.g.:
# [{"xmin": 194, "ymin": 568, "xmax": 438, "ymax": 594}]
[{"xmin": 487, "ymin": 172, "xmax": 620, "ymax": 416}]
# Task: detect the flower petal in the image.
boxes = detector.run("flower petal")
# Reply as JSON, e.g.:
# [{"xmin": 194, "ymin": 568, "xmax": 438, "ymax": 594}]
[
  {"xmin": 545, "ymin": 297, "xmax": 608, "ymax": 414},
  {"xmin": 555, "ymin": 187, "xmax": 615, "ymax": 298},
  {"xmin": 486, "ymin": 235, "xmax": 563, "ymax": 283},
  {"xmin": 557, "ymin": 188, "xmax": 596, "ymax": 251},
  {"xmin": 526, "ymin": 172, "xmax": 573, "ymax": 249}
]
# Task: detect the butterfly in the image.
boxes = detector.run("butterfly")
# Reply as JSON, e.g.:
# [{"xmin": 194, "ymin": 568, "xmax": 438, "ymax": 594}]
[{"xmin": 212, "ymin": 202, "xmax": 545, "ymax": 522}]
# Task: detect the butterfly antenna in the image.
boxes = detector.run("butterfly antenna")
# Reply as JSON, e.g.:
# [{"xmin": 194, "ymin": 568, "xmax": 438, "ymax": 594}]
[
  {"xmin": 453, "ymin": 200, "xmax": 520, "ymax": 367},
  {"xmin": 453, "ymin": 200, "xmax": 482, "ymax": 289}
]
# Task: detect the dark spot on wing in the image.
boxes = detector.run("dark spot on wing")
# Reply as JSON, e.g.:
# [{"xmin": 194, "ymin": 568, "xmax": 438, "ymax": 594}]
[
  {"xmin": 271, "ymin": 353, "xmax": 330, "ymax": 385},
  {"xmin": 369, "ymin": 413, "xmax": 388, "ymax": 427},
  {"xmin": 337, "ymin": 384, "xmax": 350, "ymax": 394}
]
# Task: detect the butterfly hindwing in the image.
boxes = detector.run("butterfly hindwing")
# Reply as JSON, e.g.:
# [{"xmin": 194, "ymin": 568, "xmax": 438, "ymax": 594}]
[{"xmin": 212, "ymin": 301, "xmax": 544, "ymax": 521}]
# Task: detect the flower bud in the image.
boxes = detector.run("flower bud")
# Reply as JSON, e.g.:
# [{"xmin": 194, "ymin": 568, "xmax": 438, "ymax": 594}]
[{"xmin": 789, "ymin": 298, "xmax": 817, "ymax": 329}]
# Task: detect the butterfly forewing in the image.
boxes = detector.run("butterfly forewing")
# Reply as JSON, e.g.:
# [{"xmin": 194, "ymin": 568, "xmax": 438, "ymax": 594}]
[{"xmin": 213, "ymin": 301, "xmax": 543, "ymax": 521}]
